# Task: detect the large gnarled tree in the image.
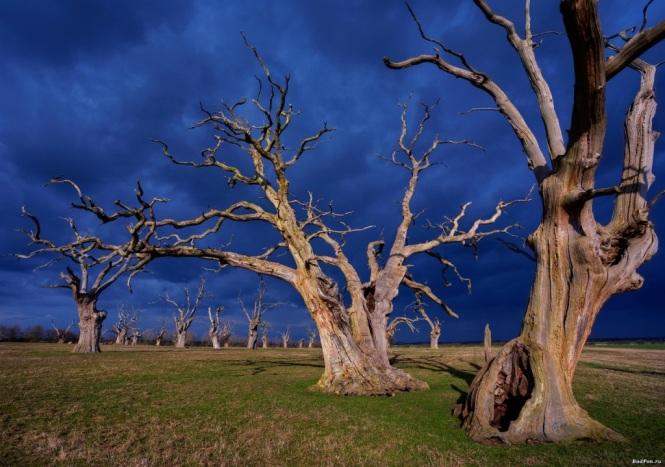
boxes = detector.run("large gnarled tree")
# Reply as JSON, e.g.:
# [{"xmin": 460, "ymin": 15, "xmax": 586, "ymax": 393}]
[
  {"xmin": 16, "ymin": 180, "xmax": 154, "ymax": 352},
  {"xmin": 128, "ymin": 38, "xmax": 522, "ymax": 395},
  {"xmin": 385, "ymin": 0, "xmax": 664, "ymax": 443}
]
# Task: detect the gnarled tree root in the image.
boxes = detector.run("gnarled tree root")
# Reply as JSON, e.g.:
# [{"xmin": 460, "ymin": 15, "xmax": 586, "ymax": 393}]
[{"xmin": 460, "ymin": 338, "xmax": 624, "ymax": 444}]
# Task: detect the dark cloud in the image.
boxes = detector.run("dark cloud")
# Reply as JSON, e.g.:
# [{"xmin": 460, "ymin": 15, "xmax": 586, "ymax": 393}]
[{"xmin": 2, "ymin": 0, "xmax": 664, "ymax": 342}]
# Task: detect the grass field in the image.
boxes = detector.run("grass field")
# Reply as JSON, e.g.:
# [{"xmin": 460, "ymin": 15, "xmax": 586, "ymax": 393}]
[{"xmin": 1, "ymin": 343, "xmax": 664, "ymax": 466}]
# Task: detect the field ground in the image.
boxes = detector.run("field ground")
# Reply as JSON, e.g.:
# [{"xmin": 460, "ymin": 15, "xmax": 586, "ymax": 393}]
[{"xmin": 1, "ymin": 343, "xmax": 663, "ymax": 466}]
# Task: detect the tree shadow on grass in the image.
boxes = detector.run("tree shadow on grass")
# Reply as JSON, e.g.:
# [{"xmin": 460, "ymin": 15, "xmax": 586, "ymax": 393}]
[
  {"xmin": 390, "ymin": 354, "xmax": 481, "ymax": 410},
  {"xmin": 391, "ymin": 354, "xmax": 478, "ymax": 385},
  {"xmin": 222, "ymin": 358, "xmax": 325, "ymax": 376}
]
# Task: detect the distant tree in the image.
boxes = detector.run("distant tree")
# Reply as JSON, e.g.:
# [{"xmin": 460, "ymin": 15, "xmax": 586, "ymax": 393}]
[
  {"xmin": 207, "ymin": 306, "xmax": 224, "ymax": 349},
  {"xmin": 261, "ymin": 329, "xmax": 269, "ymax": 349},
  {"xmin": 155, "ymin": 323, "xmax": 167, "ymax": 347},
  {"xmin": 307, "ymin": 328, "xmax": 318, "ymax": 348},
  {"xmin": 240, "ymin": 276, "xmax": 279, "ymax": 350},
  {"xmin": 385, "ymin": 0, "xmax": 665, "ymax": 442},
  {"xmin": 111, "ymin": 307, "xmax": 138, "ymax": 345},
  {"xmin": 16, "ymin": 179, "xmax": 155, "ymax": 352},
  {"xmin": 385, "ymin": 315, "xmax": 419, "ymax": 348},
  {"xmin": 23, "ymin": 324, "xmax": 46, "ymax": 342},
  {"xmin": 220, "ymin": 323, "xmax": 232, "ymax": 348},
  {"xmin": 129, "ymin": 328, "xmax": 141, "ymax": 346},
  {"xmin": 0, "ymin": 325, "xmax": 21, "ymax": 342},
  {"xmin": 162, "ymin": 278, "xmax": 206, "ymax": 348},
  {"xmin": 281, "ymin": 329, "xmax": 290, "ymax": 349},
  {"xmin": 411, "ymin": 293, "xmax": 442, "ymax": 349},
  {"xmin": 50, "ymin": 319, "xmax": 75, "ymax": 344},
  {"xmin": 297, "ymin": 338, "xmax": 304, "ymax": 349}
]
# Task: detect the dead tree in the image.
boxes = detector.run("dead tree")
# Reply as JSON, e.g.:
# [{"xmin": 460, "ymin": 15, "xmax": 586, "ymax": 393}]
[
  {"xmin": 483, "ymin": 324, "xmax": 492, "ymax": 363},
  {"xmin": 307, "ymin": 328, "xmax": 318, "ymax": 348},
  {"xmin": 130, "ymin": 328, "xmax": 141, "ymax": 346},
  {"xmin": 385, "ymin": 0, "xmax": 665, "ymax": 442},
  {"xmin": 261, "ymin": 332, "xmax": 269, "ymax": 349},
  {"xmin": 220, "ymin": 322, "xmax": 232, "ymax": 347},
  {"xmin": 207, "ymin": 306, "xmax": 223, "ymax": 349},
  {"xmin": 298, "ymin": 338, "xmax": 304, "ymax": 348},
  {"xmin": 111, "ymin": 307, "xmax": 138, "ymax": 345},
  {"xmin": 385, "ymin": 316, "xmax": 419, "ymax": 348},
  {"xmin": 50, "ymin": 319, "xmax": 75, "ymax": 344},
  {"xmin": 155, "ymin": 321, "xmax": 167, "ymax": 346},
  {"xmin": 163, "ymin": 279, "xmax": 206, "ymax": 348},
  {"xmin": 125, "ymin": 38, "xmax": 519, "ymax": 395},
  {"xmin": 412, "ymin": 294, "xmax": 442, "ymax": 349},
  {"xmin": 240, "ymin": 276, "xmax": 279, "ymax": 349},
  {"xmin": 281, "ymin": 329, "xmax": 290, "ymax": 349},
  {"xmin": 16, "ymin": 180, "xmax": 154, "ymax": 353}
]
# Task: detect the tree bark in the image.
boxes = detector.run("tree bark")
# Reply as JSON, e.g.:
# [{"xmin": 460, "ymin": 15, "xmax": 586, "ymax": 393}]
[
  {"xmin": 73, "ymin": 297, "xmax": 106, "ymax": 353},
  {"xmin": 115, "ymin": 329, "xmax": 127, "ymax": 345},
  {"xmin": 262, "ymin": 335, "xmax": 268, "ymax": 348},
  {"xmin": 461, "ymin": 169, "xmax": 657, "ymax": 443},
  {"xmin": 430, "ymin": 328, "xmax": 440, "ymax": 349},
  {"xmin": 175, "ymin": 331, "xmax": 186, "ymax": 348},
  {"xmin": 299, "ymin": 276, "xmax": 428, "ymax": 395},
  {"xmin": 247, "ymin": 325, "xmax": 258, "ymax": 349},
  {"xmin": 484, "ymin": 324, "xmax": 492, "ymax": 363},
  {"xmin": 210, "ymin": 333, "xmax": 221, "ymax": 349}
]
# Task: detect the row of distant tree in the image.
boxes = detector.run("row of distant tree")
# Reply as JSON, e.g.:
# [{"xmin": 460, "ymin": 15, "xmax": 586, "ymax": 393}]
[{"xmin": 0, "ymin": 322, "xmax": 320, "ymax": 348}]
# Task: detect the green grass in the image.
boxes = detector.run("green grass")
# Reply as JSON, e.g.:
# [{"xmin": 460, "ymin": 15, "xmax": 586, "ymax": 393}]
[{"xmin": 1, "ymin": 343, "xmax": 664, "ymax": 466}]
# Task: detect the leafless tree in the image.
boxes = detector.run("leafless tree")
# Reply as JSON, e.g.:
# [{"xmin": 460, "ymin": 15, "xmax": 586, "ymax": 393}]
[
  {"xmin": 411, "ymin": 293, "xmax": 442, "ymax": 349},
  {"xmin": 297, "ymin": 338, "xmax": 304, "ymax": 348},
  {"xmin": 50, "ymin": 319, "xmax": 75, "ymax": 344},
  {"xmin": 484, "ymin": 323, "xmax": 492, "ymax": 363},
  {"xmin": 240, "ymin": 276, "xmax": 279, "ymax": 349},
  {"xmin": 130, "ymin": 328, "xmax": 141, "ymax": 346},
  {"xmin": 220, "ymin": 322, "xmax": 232, "ymax": 347},
  {"xmin": 163, "ymin": 279, "xmax": 206, "ymax": 348},
  {"xmin": 207, "ymin": 305, "xmax": 224, "ymax": 349},
  {"xmin": 261, "ymin": 332, "xmax": 269, "ymax": 349},
  {"xmin": 385, "ymin": 0, "xmax": 665, "ymax": 442},
  {"xmin": 16, "ymin": 180, "xmax": 155, "ymax": 352},
  {"xmin": 385, "ymin": 315, "xmax": 419, "ymax": 348},
  {"xmin": 307, "ymin": 328, "xmax": 318, "ymax": 348},
  {"xmin": 281, "ymin": 328, "xmax": 290, "ymax": 349},
  {"xmin": 46, "ymin": 38, "xmax": 518, "ymax": 393},
  {"xmin": 111, "ymin": 306, "xmax": 138, "ymax": 345},
  {"xmin": 155, "ymin": 320, "xmax": 167, "ymax": 346}
]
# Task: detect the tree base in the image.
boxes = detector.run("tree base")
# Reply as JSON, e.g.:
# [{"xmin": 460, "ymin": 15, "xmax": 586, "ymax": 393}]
[
  {"xmin": 461, "ymin": 338, "xmax": 624, "ymax": 444},
  {"xmin": 312, "ymin": 365, "xmax": 428, "ymax": 396}
]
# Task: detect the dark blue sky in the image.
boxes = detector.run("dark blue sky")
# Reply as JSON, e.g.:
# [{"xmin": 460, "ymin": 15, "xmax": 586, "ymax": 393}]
[{"xmin": 1, "ymin": 0, "xmax": 664, "ymax": 343}]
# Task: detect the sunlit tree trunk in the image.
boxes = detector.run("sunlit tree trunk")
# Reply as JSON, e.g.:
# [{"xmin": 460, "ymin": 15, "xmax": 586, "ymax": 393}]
[{"xmin": 73, "ymin": 296, "xmax": 106, "ymax": 353}]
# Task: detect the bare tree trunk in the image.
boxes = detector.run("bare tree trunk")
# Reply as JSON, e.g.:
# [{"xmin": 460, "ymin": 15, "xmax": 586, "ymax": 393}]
[
  {"xmin": 247, "ymin": 325, "xmax": 258, "ymax": 349},
  {"xmin": 484, "ymin": 324, "xmax": 492, "ymax": 363},
  {"xmin": 462, "ymin": 170, "xmax": 656, "ymax": 443},
  {"xmin": 224, "ymin": 341, "xmax": 230, "ymax": 348},
  {"xmin": 262, "ymin": 335, "xmax": 268, "ymax": 349},
  {"xmin": 300, "ymin": 280, "xmax": 428, "ymax": 395},
  {"xmin": 175, "ymin": 331, "xmax": 186, "ymax": 348},
  {"xmin": 57, "ymin": 336, "xmax": 65, "ymax": 344},
  {"xmin": 155, "ymin": 336, "xmax": 162, "ymax": 346},
  {"xmin": 430, "ymin": 329, "xmax": 440, "ymax": 349},
  {"xmin": 381, "ymin": 0, "xmax": 664, "ymax": 443},
  {"xmin": 210, "ymin": 333, "xmax": 221, "ymax": 349},
  {"xmin": 115, "ymin": 329, "xmax": 127, "ymax": 345},
  {"xmin": 73, "ymin": 297, "xmax": 106, "ymax": 353}
]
